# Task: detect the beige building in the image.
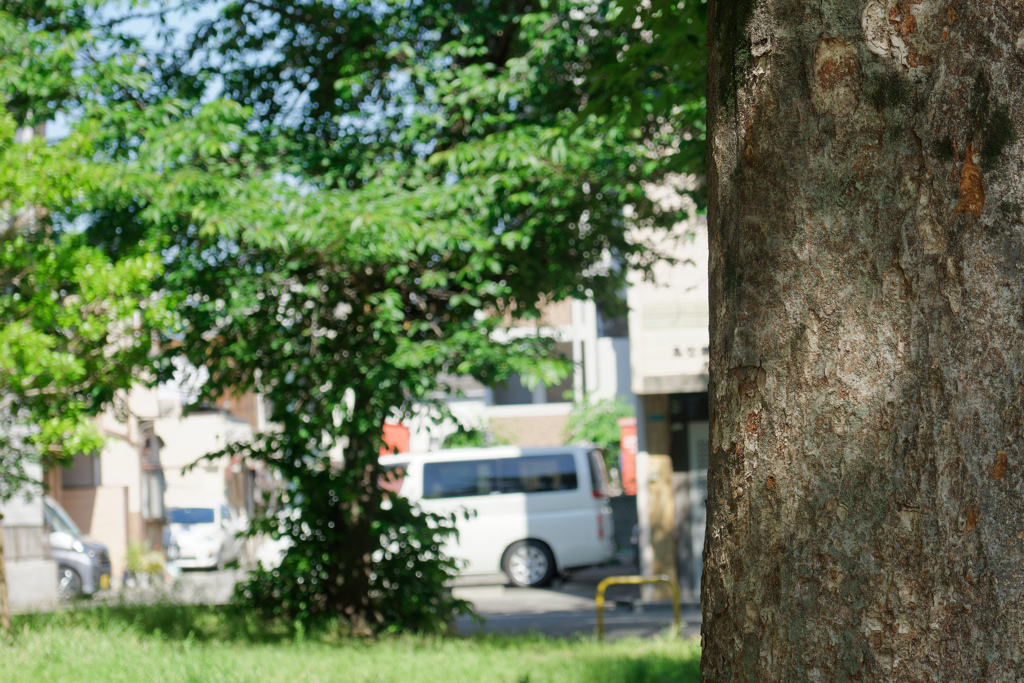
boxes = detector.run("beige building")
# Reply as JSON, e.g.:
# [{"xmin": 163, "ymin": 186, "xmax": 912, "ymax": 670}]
[
  {"xmin": 46, "ymin": 383, "xmax": 254, "ymax": 582},
  {"xmin": 629, "ymin": 209, "xmax": 710, "ymax": 602}
]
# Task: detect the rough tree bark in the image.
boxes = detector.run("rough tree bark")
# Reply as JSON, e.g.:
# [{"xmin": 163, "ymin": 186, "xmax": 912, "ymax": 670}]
[{"xmin": 703, "ymin": 0, "xmax": 1024, "ymax": 680}]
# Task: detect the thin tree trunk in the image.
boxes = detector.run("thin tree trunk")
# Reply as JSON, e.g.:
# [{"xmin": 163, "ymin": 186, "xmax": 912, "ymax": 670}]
[
  {"xmin": 704, "ymin": 0, "xmax": 1024, "ymax": 679},
  {"xmin": 0, "ymin": 513, "xmax": 11, "ymax": 635},
  {"xmin": 334, "ymin": 513, "xmax": 381, "ymax": 636},
  {"xmin": 332, "ymin": 457, "xmax": 383, "ymax": 636}
]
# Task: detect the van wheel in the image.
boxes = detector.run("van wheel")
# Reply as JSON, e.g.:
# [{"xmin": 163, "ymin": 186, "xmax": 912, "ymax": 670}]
[{"xmin": 503, "ymin": 541, "xmax": 556, "ymax": 588}]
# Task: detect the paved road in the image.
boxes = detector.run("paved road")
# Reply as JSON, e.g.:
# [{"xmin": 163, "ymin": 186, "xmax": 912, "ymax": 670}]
[
  {"xmin": 110, "ymin": 566, "xmax": 244, "ymax": 606},
  {"xmin": 454, "ymin": 584, "xmax": 700, "ymax": 641},
  {"xmin": 452, "ymin": 566, "xmax": 701, "ymax": 641}
]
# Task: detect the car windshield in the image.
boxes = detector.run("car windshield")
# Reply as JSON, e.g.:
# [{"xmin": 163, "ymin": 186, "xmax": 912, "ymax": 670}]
[
  {"xmin": 168, "ymin": 508, "xmax": 216, "ymax": 525},
  {"xmin": 44, "ymin": 500, "xmax": 81, "ymax": 535}
]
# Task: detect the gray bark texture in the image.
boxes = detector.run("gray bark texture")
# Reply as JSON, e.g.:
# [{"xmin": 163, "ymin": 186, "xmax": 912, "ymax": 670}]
[{"xmin": 703, "ymin": 0, "xmax": 1024, "ymax": 680}]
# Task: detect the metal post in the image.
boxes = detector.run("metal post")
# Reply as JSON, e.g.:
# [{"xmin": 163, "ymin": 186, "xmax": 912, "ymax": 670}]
[{"xmin": 595, "ymin": 574, "xmax": 680, "ymax": 641}]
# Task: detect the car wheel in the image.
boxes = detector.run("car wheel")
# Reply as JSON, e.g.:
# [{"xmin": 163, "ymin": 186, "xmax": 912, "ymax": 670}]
[
  {"xmin": 57, "ymin": 566, "xmax": 83, "ymax": 601},
  {"xmin": 503, "ymin": 540, "xmax": 556, "ymax": 588}
]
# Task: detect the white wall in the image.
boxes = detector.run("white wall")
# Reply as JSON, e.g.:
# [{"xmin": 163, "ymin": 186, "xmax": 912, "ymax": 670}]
[
  {"xmin": 99, "ymin": 435, "xmax": 143, "ymax": 517},
  {"xmin": 0, "ymin": 463, "xmax": 58, "ymax": 612},
  {"xmin": 157, "ymin": 411, "xmax": 252, "ymax": 509},
  {"xmin": 0, "ymin": 483, "xmax": 44, "ymax": 527},
  {"xmin": 5, "ymin": 560, "xmax": 58, "ymax": 613},
  {"xmin": 628, "ymin": 215, "xmax": 709, "ymax": 395}
]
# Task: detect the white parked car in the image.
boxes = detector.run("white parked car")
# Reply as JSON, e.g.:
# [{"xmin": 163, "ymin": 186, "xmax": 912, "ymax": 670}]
[{"xmin": 165, "ymin": 505, "xmax": 246, "ymax": 570}]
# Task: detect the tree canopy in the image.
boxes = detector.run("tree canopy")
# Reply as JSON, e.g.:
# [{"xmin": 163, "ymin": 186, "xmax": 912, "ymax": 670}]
[
  {"xmin": 1, "ymin": 0, "xmax": 706, "ymax": 631},
  {"xmin": 0, "ymin": 4, "xmax": 170, "ymax": 497},
  {"xmin": 563, "ymin": 395, "xmax": 635, "ymax": 474}
]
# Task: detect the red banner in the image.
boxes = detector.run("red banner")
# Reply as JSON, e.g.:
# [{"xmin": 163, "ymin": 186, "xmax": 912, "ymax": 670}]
[{"xmin": 380, "ymin": 422, "xmax": 410, "ymax": 456}]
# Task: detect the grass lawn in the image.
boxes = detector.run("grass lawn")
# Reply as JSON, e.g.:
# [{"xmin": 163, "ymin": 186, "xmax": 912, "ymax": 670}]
[{"xmin": 1, "ymin": 604, "xmax": 700, "ymax": 683}]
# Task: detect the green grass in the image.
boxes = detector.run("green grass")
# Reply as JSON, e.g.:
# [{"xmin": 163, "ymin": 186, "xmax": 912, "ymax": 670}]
[{"xmin": 1, "ymin": 605, "xmax": 701, "ymax": 683}]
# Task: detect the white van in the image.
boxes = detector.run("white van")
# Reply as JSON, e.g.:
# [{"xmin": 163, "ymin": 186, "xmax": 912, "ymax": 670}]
[{"xmin": 379, "ymin": 446, "xmax": 615, "ymax": 587}]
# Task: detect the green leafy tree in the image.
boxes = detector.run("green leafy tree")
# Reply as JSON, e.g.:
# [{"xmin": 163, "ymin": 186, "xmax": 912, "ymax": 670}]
[
  {"xmin": 143, "ymin": 0, "xmax": 706, "ymax": 634},
  {"xmin": 441, "ymin": 420, "xmax": 511, "ymax": 449},
  {"xmin": 577, "ymin": 0, "xmax": 708, "ymax": 207},
  {"xmin": 0, "ymin": 1, "xmax": 173, "ymax": 632},
  {"xmin": 563, "ymin": 396, "xmax": 636, "ymax": 473},
  {"xmin": 564, "ymin": 396, "xmax": 638, "ymax": 453},
  {"xmin": 0, "ymin": 3, "xmax": 169, "ymax": 495},
  {"xmin": 441, "ymin": 424, "xmax": 489, "ymax": 450},
  {"xmin": 4, "ymin": 0, "xmax": 708, "ymax": 634}
]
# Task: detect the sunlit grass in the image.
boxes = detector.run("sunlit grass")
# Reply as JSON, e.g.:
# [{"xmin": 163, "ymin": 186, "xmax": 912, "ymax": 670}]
[{"xmin": 2, "ymin": 605, "xmax": 700, "ymax": 683}]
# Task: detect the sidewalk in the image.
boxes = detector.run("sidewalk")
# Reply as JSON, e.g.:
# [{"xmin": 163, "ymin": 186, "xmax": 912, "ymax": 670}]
[
  {"xmin": 558, "ymin": 557, "xmax": 700, "ymax": 609},
  {"xmin": 452, "ymin": 557, "xmax": 703, "ymax": 641}
]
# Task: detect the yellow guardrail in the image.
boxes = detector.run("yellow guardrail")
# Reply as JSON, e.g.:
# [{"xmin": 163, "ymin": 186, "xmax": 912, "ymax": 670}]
[{"xmin": 595, "ymin": 575, "xmax": 680, "ymax": 642}]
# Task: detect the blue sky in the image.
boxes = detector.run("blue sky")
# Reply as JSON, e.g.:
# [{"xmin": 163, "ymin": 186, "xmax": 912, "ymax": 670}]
[{"xmin": 50, "ymin": 1, "xmax": 224, "ymax": 138}]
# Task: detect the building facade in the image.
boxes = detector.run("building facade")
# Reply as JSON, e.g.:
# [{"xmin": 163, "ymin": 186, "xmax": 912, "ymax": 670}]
[
  {"xmin": 407, "ymin": 298, "xmax": 637, "ymax": 451},
  {"xmin": 46, "ymin": 383, "xmax": 255, "ymax": 582},
  {"xmin": 629, "ymin": 211, "xmax": 710, "ymax": 601}
]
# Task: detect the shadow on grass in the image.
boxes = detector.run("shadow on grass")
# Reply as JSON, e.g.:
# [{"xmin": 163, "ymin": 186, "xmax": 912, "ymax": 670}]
[
  {"xmin": 12, "ymin": 603, "xmax": 701, "ymax": 683},
  {"xmin": 12, "ymin": 592, "xmax": 475, "ymax": 645},
  {"xmin": 573, "ymin": 652, "xmax": 700, "ymax": 683},
  {"xmin": 13, "ymin": 601, "xmax": 297, "ymax": 644}
]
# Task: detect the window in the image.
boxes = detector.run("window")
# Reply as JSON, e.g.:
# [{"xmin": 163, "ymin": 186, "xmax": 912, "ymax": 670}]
[
  {"xmin": 491, "ymin": 342, "xmax": 577, "ymax": 405},
  {"xmin": 500, "ymin": 454, "xmax": 578, "ymax": 493},
  {"xmin": 423, "ymin": 455, "xmax": 578, "ymax": 499},
  {"xmin": 544, "ymin": 342, "xmax": 575, "ymax": 403},
  {"xmin": 423, "ymin": 459, "xmax": 499, "ymax": 499},
  {"xmin": 62, "ymin": 453, "xmax": 100, "ymax": 488},
  {"xmin": 141, "ymin": 470, "xmax": 166, "ymax": 521},
  {"xmin": 491, "ymin": 373, "xmax": 535, "ymax": 406},
  {"xmin": 587, "ymin": 450, "xmax": 609, "ymax": 496},
  {"xmin": 598, "ymin": 304, "xmax": 630, "ymax": 338}
]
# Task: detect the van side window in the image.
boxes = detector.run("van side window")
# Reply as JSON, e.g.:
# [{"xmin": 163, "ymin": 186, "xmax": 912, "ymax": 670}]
[
  {"xmin": 423, "ymin": 454, "xmax": 578, "ymax": 499},
  {"xmin": 423, "ymin": 459, "xmax": 500, "ymax": 499},
  {"xmin": 500, "ymin": 454, "xmax": 578, "ymax": 493}
]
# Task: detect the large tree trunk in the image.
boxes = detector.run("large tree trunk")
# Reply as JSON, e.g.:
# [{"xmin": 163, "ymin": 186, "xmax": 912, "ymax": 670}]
[{"xmin": 703, "ymin": 0, "xmax": 1024, "ymax": 680}]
